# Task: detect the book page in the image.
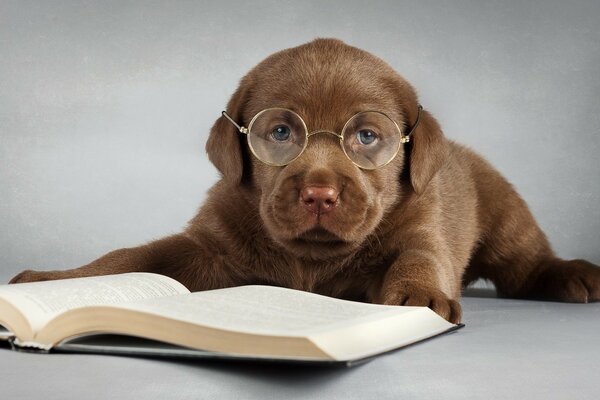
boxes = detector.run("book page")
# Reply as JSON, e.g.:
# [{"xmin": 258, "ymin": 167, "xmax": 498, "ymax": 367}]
[
  {"xmin": 0, "ymin": 273, "xmax": 189, "ymax": 333},
  {"xmin": 111, "ymin": 285, "xmax": 422, "ymax": 336}
]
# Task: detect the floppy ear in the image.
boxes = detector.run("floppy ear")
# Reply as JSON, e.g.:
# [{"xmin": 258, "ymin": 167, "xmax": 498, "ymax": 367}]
[
  {"xmin": 205, "ymin": 79, "xmax": 251, "ymax": 185},
  {"xmin": 407, "ymin": 109, "xmax": 449, "ymax": 195}
]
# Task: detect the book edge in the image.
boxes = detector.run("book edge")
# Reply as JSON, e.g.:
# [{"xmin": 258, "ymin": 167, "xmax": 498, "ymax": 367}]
[{"xmin": 308, "ymin": 307, "xmax": 458, "ymax": 361}]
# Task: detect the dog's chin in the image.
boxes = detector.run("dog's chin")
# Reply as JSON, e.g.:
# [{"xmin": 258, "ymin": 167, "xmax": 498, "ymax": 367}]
[
  {"xmin": 278, "ymin": 227, "xmax": 361, "ymax": 260},
  {"xmin": 262, "ymin": 202, "xmax": 378, "ymax": 260}
]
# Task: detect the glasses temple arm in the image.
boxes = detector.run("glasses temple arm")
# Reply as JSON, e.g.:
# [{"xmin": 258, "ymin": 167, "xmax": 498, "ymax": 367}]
[
  {"xmin": 401, "ymin": 104, "xmax": 423, "ymax": 143},
  {"xmin": 221, "ymin": 111, "xmax": 249, "ymax": 134}
]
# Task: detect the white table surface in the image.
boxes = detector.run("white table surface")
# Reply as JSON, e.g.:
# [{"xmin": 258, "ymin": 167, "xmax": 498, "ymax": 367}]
[{"xmin": 1, "ymin": 289, "xmax": 599, "ymax": 400}]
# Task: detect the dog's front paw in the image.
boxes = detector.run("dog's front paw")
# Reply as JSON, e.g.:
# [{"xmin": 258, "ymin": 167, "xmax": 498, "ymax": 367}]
[
  {"xmin": 9, "ymin": 269, "xmax": 65, "ymax": 284},
  {"xmin": 527, "ymin": 259, "xmax": 600, "ymax": 303},
  {"xmin": 380, "ymin": 282, "xmax": 462, "ymax": 324}
]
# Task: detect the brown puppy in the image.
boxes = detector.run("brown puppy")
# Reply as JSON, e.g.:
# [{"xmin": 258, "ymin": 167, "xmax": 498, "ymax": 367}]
[{"xmin": 10, "ymin": 39, "xmax": 600, "ymax": 323}]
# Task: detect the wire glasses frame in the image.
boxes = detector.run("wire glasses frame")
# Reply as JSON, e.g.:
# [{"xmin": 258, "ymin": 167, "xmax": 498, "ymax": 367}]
[{"xmin": 221, "ymin": 105, "xmax": 423, "ymax": 170}]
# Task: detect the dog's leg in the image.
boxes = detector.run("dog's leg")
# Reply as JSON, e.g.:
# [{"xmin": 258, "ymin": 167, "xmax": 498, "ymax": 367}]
[
  {"xmin": 9, "ymin": 233, "xmax": 235, "ymax": 291},
  {"xmin": 470, "ymin": 240, "xmax": 600, "ymax": 303},
  {"xmin": 466, "ymin": 167, "xmax": 600, "ymax": 303},
  {"xmin": 374, "ymin": 249, "xmax": 463, "ymax": 324},
  {"xmin": 520, "ymin": 258, "xmax": 600, "ymax": 302}
]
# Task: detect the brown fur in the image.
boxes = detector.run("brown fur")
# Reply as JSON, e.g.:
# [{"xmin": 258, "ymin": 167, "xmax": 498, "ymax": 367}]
[{"xmin": 10, "ymin": 39, "xmax": 600, "ymax": 324}]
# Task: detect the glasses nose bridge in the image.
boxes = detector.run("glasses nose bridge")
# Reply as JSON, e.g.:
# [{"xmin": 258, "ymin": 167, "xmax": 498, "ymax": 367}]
[
  {"xmin": 307, "ymin": 129, "xmax": 343, "ymax": 140},
  {"xmin": 300, "ymin": 129, "xmax": 346, "ymax": 165}
]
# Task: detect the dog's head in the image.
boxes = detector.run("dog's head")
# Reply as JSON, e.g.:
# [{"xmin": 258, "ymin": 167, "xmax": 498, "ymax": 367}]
[{"xmin": 206, "ymin": 39, "xmax": 448, "ymax": 260}]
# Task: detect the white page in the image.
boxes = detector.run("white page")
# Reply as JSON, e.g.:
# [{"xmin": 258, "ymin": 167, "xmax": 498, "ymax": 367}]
[
  {"xmin": 0, "ymin": 273, "xmax": 189, "ymax": 332},
  {"xmin": 112, "ymin": 285, "xmax": 423, "ymax": 336}
]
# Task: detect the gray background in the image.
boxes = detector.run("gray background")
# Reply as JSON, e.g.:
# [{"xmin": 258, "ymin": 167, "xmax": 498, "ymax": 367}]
[{"xmin": 1, "ymin": 0, "xmax": 599, "ymax": 283}]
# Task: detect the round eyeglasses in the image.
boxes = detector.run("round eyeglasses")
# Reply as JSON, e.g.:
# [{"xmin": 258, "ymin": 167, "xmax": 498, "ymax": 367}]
[{"xmin": 221, "ymin": 105, "xmax": 422, "ymax": 170}]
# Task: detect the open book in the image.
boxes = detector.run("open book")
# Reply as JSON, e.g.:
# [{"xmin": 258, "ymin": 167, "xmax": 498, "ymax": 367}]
[{"xmin": 0, "ymin": 273, "xmax": 461, "ymax": 365}]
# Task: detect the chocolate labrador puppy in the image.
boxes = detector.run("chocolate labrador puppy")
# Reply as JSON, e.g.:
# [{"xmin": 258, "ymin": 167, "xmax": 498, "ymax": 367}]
[{"xmin": 10, "ymin": 39, "xmax": 600, "ymax": 323}]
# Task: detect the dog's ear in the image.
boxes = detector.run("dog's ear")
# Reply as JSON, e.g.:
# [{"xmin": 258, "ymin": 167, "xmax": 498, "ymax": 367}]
[
  {"xmin": 205, "ymin": 79, "xmax": 251, "ymax": 185},
  {"xmin": 407, "ymin": 109, "xmax": 449, "ymax": 195}
]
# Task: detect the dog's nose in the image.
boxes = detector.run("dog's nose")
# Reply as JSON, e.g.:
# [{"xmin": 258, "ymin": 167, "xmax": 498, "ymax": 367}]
[{"xmin": 300, "ymin": 186, "xmax": 339, "ymax": 214}]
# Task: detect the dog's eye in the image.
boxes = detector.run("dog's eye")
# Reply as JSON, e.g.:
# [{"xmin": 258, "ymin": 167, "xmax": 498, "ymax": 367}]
[
  {"xmin": 271, "ymin": 125, "xmax": 292, "ymax": 142},
  {"xmin": 356, "ymin": 130, "xmax": 378, "ymax": 145}
]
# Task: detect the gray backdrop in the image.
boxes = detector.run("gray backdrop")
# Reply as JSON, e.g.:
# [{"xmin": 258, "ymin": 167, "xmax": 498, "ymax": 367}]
[{"xmin": 1, "ymin": 0, "xmax": 599, "ymax": 284}]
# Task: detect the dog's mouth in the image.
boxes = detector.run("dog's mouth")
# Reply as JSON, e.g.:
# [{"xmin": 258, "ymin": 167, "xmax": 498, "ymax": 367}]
[
  {"xmin": 282, "ymin": 227, "xmax": 357, "ymax": 260},
  {"xmin": 262, "ymin": 175, "xmax": 377, "ymax": 259},
  {"xmin": 294, "ymin": 227, "xmax": 346, "ymax": 244}
]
